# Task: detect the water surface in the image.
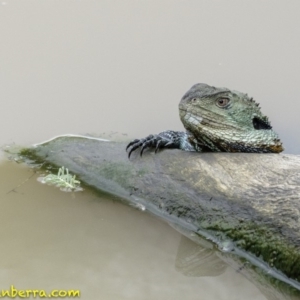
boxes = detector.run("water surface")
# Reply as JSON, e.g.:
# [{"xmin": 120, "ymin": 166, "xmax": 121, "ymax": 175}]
[{"xmin": 0, "ymin": 160, "xmax": 265, "ymax": 299}]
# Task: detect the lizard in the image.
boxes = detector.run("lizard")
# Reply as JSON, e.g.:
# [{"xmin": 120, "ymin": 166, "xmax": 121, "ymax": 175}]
[{"xmin": 126, "ymin": 83, "xmax": 284, "ymax": 157}]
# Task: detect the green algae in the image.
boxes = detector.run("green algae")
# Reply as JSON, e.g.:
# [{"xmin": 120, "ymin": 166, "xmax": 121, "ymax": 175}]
[{"xmin": 201, "ymin": 220, "xmax": 300, "ymax": 282}]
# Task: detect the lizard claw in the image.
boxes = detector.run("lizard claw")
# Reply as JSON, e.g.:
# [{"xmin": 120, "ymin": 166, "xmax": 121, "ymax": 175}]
[
  {"xmin": 126, "ymin": 131, "xmax": 179, "ymax": 158},
  {"xmin": 126, "ymin": 139, "xmax": 140, "ymax": 151},
  {"xmin": 155, "ymin": 140, "xmax": 162, "ymax": 153},
  {"xmin": 126, "ymin": 135, "xmax": 156, "ymax": 158}
]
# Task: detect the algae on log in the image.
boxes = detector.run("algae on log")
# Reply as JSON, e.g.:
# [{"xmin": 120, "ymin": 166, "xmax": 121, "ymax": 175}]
[{"xmin": 20, "ymin": 136, "xmax": 300, "ymax": 286}]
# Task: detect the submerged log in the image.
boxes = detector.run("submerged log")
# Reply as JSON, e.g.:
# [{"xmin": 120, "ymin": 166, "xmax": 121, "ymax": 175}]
[{"xmin": 19, "ymin": 135, "xmax": 300, "ymax": 289}]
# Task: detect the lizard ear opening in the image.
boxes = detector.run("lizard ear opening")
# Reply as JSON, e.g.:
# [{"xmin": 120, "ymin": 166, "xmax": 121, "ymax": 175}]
[{"xmin": 252, "ymin": 117, "xmax": 272, "ymax": 130}]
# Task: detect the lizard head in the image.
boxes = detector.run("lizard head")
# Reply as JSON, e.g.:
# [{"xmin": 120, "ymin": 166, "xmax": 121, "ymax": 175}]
[{"xmin": 179, "ymin": 83, "xmax": 283, "ymax": 153}]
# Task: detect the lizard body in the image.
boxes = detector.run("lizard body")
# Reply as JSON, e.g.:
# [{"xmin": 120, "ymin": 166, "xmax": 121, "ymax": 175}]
[{"xmin": 126, "ymin": 83, "xmax": 283, "ymax": 157}]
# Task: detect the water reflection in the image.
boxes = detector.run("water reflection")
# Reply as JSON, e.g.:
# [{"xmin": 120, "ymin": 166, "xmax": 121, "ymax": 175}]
[
  {"xmin": 175, "ymin": 233, "xmax": 227, "ymax": 277},
  {"xmin": 0, "ymin": 159, "xmax": 265, "ymax": 300},
  {"xmin": 174, "ymin": 228, "xmax": 300, "ymax": 300}
]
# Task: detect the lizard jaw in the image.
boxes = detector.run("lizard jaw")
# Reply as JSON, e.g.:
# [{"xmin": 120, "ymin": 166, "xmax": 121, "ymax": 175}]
[{"xmin": 183, "ymin": 112, "xmax": 203, "ymax": 127}]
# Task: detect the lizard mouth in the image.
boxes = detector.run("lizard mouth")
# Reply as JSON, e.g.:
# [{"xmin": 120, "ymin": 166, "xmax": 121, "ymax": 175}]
[{"xmin": 252, "ymin": 117, "xmax": 272, "ymax": 130}]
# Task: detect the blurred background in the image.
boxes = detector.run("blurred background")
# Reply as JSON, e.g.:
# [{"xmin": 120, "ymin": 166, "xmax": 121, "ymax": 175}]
[{"xmin": 0, "ymin": 0, "xmax": 299, "ymax": 153}]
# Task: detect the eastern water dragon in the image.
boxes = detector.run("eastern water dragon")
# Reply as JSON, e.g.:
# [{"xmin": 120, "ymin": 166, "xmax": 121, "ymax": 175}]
[{"xmin": 126, "ymin": 83, "xmax": 283, "ymax": 157}]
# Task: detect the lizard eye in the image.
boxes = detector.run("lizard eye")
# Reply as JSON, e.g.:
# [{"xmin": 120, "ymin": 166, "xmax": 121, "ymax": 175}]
[{"xmin": 216, "ymin": 98, "xmax": 230, "ymax": 108}]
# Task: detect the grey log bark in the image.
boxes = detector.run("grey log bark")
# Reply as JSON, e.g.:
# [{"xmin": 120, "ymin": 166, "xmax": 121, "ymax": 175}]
[{"xmin": 19, "ymin": 136, "xmax": 300, "ymax": 289}]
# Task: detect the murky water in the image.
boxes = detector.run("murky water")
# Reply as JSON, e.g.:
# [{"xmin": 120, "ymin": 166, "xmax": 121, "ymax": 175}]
[
  {"xmin": 1, "ymin": 1, "xmax": 300, "ymax": 299},
  {"xmin": 0, "ymin": 160, "xmax": 266, "ymax": 299}
]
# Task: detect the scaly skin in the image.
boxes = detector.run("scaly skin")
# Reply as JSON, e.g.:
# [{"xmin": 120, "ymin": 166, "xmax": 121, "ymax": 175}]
[{"xmin": 126, "ymin": 83, "xmax": 284, "ymax": 157}]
